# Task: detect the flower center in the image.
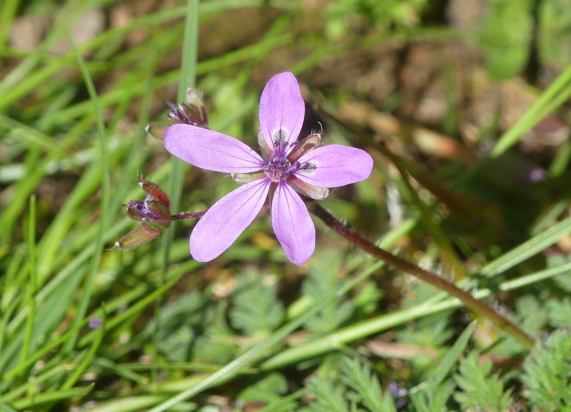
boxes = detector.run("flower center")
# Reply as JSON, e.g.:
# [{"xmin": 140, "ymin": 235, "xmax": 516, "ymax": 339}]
[{"xmin": 264, "ymin": 153, "xmax": 298, "ymax": 183}]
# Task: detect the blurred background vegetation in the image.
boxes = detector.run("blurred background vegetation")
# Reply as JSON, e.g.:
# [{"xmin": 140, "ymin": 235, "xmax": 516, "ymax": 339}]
[{"xmin": 0, "ymin": 0, "xmax": 570, "ymax": 410}]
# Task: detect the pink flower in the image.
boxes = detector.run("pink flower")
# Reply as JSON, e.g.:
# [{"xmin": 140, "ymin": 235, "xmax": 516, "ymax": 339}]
[{"xmin": 164, "ymin": 72, "xmax": 373, "ymax": 264}]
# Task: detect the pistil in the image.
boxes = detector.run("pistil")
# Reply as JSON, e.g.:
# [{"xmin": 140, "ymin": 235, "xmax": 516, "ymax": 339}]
[{"xmin": 264, "ymin": 152, "xmax": 299, "ymax": 183}]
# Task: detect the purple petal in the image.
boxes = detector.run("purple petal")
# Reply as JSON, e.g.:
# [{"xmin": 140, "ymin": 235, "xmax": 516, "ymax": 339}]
[
  {"xmin": 295, "ymin": 144, "xmax": 373, "ymax": 188},
  {"xmin": 190, "ymin": 179, "xmax": 270, "ymax": 262},
  {"xmin": 164, "ymin": 124, "xmax": 263, "ymax": 173},
  {"xmin": 271, "ymin": 182, "xmax": 315, "ymax": 265},
  {"xmin": 259, "ymin": 72, "xmax": 305, "ymax": 150}
]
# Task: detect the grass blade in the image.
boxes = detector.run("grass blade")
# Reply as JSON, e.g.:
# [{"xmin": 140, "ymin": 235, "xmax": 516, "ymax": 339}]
[{"xmin": 63, "ymin": 34, "xmax": 111, "ymax": 353}]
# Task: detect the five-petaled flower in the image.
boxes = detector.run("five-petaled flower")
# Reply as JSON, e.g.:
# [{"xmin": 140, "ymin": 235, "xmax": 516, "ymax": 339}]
[{"xmin": 164, "ymin": 72, "xmax": 373, "ymax": 264}]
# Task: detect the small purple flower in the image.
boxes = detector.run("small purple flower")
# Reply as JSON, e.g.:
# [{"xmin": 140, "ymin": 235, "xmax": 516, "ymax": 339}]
[
  {"xmin": 164, "ymin": 72, "xmax": 373, "ymax": 264},
  {"xmin": 88, "ymin": 316, "xmax": 103, "ymax": 329}
]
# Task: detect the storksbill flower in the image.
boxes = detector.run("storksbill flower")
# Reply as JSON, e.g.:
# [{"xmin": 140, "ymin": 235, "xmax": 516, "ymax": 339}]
[{"xmin": 163, "ymin": 72, "xmax": 373, "ymax": 264}]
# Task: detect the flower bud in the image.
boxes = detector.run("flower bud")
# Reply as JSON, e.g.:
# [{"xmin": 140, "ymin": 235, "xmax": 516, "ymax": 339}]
[
  {"xmin": 125, "ymin": 200, "xmax": 146, "ymax": 221},
  {"xmin": 147, "ymin": 88, "xmax": 208, "ymax": 141},
  {"xmin": 116, "ymin": 179, "xmax": 172, "ymax": 250},
  {"xmin": 140, "ymin": 179, "xmax": 170, "ymax": 207}
]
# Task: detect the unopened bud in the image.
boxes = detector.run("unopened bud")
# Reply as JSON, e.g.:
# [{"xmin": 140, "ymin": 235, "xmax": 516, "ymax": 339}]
[
  {"xmin": 126, "ymin": 200, "xmax": 146, "ymax": 221},
  {"xmin": 166, "ymin": 88, "xmax": 208, "ymax": 128},
  {"xmin": 117, "ymin": 179, "xmax": 172, "ymax": 249},
  {"xmin": 147, "ymin": 89, "xmax": 208, "ymax": 141}
]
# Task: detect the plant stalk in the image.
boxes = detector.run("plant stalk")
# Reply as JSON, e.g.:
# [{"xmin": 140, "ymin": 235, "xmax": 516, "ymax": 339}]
[
  {"xmin": 310, "ymin": 203, "xmax": 534, "ymax": 348},
  {"xmin": 170, "ymin": 211, "xmax": 205, "ymax": 221}
]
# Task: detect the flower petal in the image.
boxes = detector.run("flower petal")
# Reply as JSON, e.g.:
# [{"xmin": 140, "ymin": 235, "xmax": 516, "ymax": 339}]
[
  {"xmin": 259, "ymin": 72, "xmax": 305, "ymax": 150},
  {"xmin": 190, "ymin": 179, "xmax": 270, "ymax": 261},
  {"xmin": 164, "ymin": 124, "xmax": 263, "ymax": 173},
  {"xmin": 271, "ymin": 182, "xmax": 315, "ymax": 265},
  {"xmin": 295, "ymin": 144, "xmax": 373, "ymax": 188}
]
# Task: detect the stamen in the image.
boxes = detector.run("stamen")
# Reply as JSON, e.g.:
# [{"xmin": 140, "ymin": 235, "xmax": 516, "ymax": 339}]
[
  {"xmin": 264, "ymin": 152, "xmax": 295, "ymax": 183},
  {"xmin": 272, "ymin": 128, "xmax": 289, "ymax": 152}
]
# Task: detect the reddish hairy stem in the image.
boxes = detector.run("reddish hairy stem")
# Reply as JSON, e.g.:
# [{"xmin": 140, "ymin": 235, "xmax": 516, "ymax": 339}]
[
  {"xmin": 170, "ymin": 211, "xmax": 205, "ymax": 220},
  {"xmin": 310, "ymin": 203, "xmax": 534, "ymax": 349}
]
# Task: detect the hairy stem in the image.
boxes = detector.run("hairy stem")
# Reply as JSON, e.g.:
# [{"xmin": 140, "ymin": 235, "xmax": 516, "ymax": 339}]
[
  {"xmin": 170, "ymin": 211, "xmax": 205, "ymax": 221},
  {"xmin": 310, "ymin": 203, "xmax": 534, "ymax": 348}
]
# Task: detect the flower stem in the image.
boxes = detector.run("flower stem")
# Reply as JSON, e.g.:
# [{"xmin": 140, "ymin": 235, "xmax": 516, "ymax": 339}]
[
  {"xmin": 310, "ymin": 203, "xmax": 534, "ymax": 348},
  {"xmin": 170, "ymin": 211, "xmax": 205, "ymax": 221}
]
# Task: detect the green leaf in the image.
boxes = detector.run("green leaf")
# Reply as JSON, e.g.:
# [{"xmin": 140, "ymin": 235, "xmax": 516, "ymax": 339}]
[
  {"xmin": 410, "ymin": 322, "xmax": 476, "ymax": 412},
  {"xmin": 428, "ymin": 321, "xmax": 476, "ymax": 388},
  {"xmin": 538, "ymin": 0, "xmax": 571, "ymax": 70},
  {"xmin": 480, "ymin": 0, "xmax": 533, "ymax": 79},
  {"xmin": 522, "ymin": 330, "xmax": 571, "ymax": 411},
  {"xmin": 410, "ymin": 380, "xmax": 454, "ymax": 412},
  {"xmin": 303, "ymin": 251, "xmax": 354, "ymax": 334},
  {"xmin": 143, "ymin": 292, "xmax": 204, "ymax": 362},
  {"xmin": 547, "ymin": 299, "xmax": 571, "ymax": 328},
  {"xmin": 341, "ymin": 357, "xmax": 397, "ymax": 412},
  {"xmin": 230, "ymin": 274, "xmax": 284, "ymax": 336},
  {"xmin": 304, "ymin": 378, "xmax": 349, "ymax": 412},
  {"xmin": 454, "ymin": 352, "xmax": 512, "ymax": 411},
  {"xmin": 516, "ymin": 295, "xmax": 549, "ymax": 334},
  {"xmin": 238, "ymin": 373, "xmax": 288, "ymax": 404},
  {"xmin": 192, "ymin": 302, "xmax": 238, "ymax": 365}
]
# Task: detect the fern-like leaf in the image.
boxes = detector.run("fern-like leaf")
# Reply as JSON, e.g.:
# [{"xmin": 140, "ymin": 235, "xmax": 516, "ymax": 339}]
[
  {"xmin": 341, "ymin": 357, "xmax": 397, "ymax": 412},
  {"xmin": 522, "ymin": 330, "xmax": 571, "ymax": 411},
  {"xmin": 454, "ymin": 352, "xmax": 512, "ymax": 411},
  {"xmin": 230, "ymin": 275, "xmax": 284, "ymax": 336},
  {"xmin": 304, "ymin": 378, "xmax": 349, "ymax": 412},
  {"xmin": 411, "ymin": 380, "xmax": 455, "ymax": 412},
  {"xmin": 303, "ymin": 257, "xmax": 354, "ymax": 334},
  {"xmin": 546, "ymin": 298, "xmax": 571, "ymax": 328},
  {"xmin": 410, "ymin": 321, "xmax": 476, "ymax": 412}
]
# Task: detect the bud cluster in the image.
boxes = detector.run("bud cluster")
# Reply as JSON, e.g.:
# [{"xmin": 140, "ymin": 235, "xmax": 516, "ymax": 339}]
[
  {"xmin": 115, "ymin": 179, "xmax": 172, "ymax": 249},
  {"xmin": 146, "ymin": 88, "xmax": 208, "ymax": 140}
]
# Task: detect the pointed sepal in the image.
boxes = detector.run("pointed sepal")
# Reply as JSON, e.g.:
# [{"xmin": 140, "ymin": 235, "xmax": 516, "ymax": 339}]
[
  {"xmin": 288, "ymin": 175, "xmax": 329, "ymax": 200},
  {"xmin": 288, "ymin": 133, "xmax": 321, "ymax": 162},
  {"xmin": 258, "ymin": 129, "xmax": 273, "ymax": 159},
  {"xmin": 114, "ymin": 225, "xmax": 162, "ymax": 250},
  {"xmin": 139, "ymin": 179, "xmax": 170, "ymax": 207},
  {"xmin": 231, "ymin": 171, "xmax": 266, "ymax": 184}
]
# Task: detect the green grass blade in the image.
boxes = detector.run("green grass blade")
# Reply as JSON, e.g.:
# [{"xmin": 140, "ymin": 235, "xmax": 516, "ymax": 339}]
[
  {"xmin": 62, "ymin": 316, "xmax": 106, "ymax": 389},
  {"xmin": 9, "ymin": 386, "xmax": 93, "ymax": 410},
  {"xmin": 63, "ymin": 35, "xmax": 111, "ymax": 353},
  {"xmin": 17, "ymin": 196, "xmax": 37, "ymax": 370},
  {"xmin": 153, "ymin": 0, "xmax": 199, "ymax": 385},
  {"xmin": 260, "ymin": 261, "xmax": 571, "ymax": 369},
  {"xmin": 481, "ymin": 215, "xmax": 571, "ymax": 276},
  {"xmin": 492, "ymin": 64, "xmax": 571, "ymax": 156},
  {"xmin": 423, "ymin": 321, "xmax": 476, "ymax": 388}
]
